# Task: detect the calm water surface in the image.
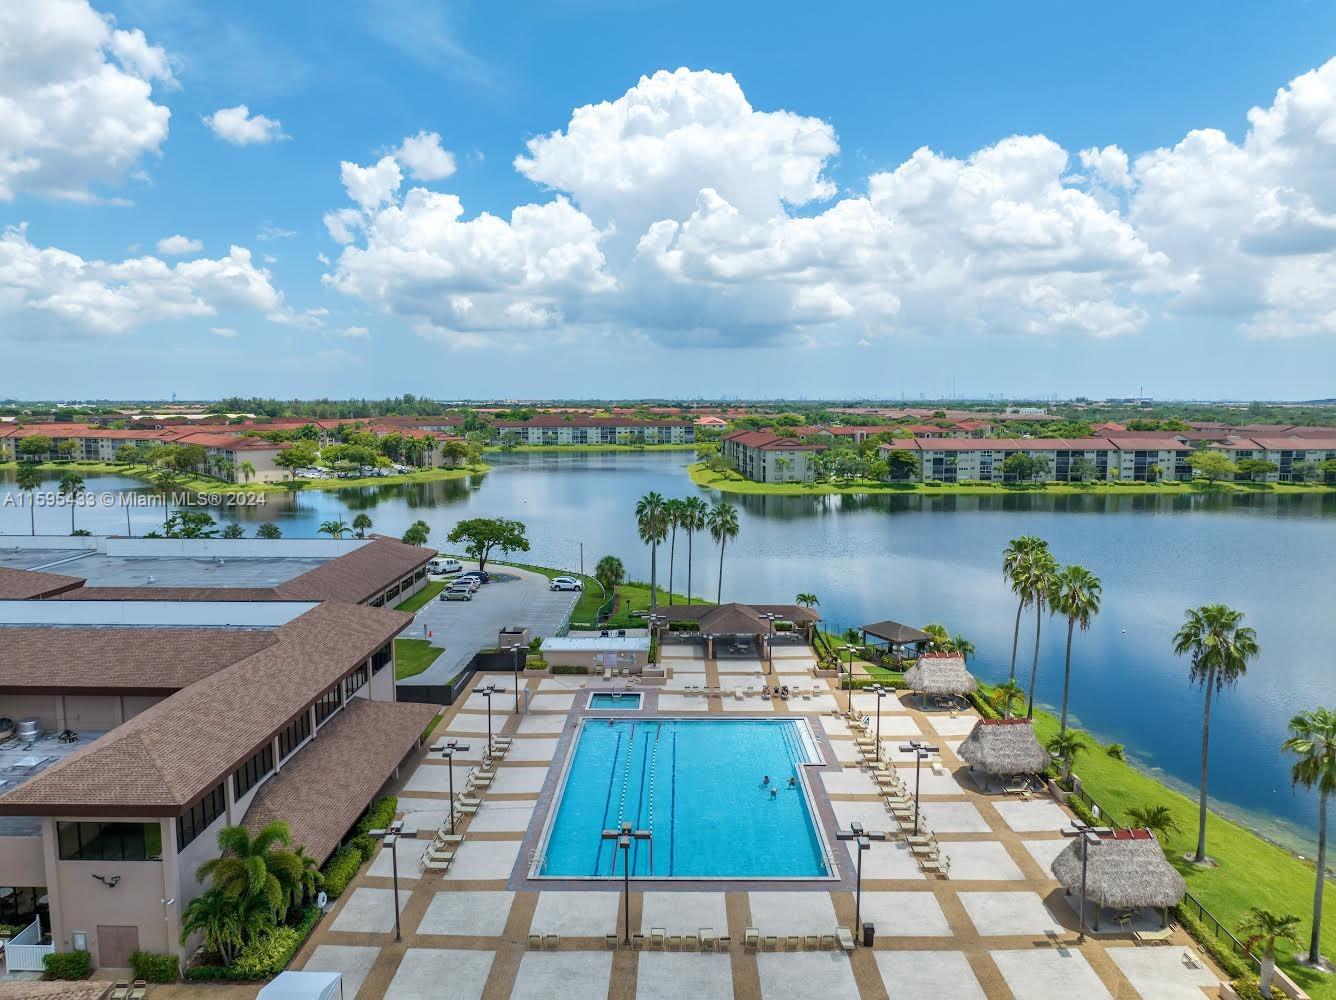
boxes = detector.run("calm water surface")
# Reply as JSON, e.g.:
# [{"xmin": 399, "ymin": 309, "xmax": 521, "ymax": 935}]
[{"xmin": 3, "ymin": 453, "xmax": 1334, "ymax": 848}]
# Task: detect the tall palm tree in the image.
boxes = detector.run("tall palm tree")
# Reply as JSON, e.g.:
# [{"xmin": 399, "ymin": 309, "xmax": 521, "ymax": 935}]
[
  {"xmin": 239, "ymin": 460, "xmax": 256, "ymax": 484},
  {"xmin": 179, "ymin": 889, "xmax": 247, "ymax": 966},
  {"xmin": 1002, "ymin": 536, "xmax": 1049, "ymax": 683},
  {"xmin": 352, "ymin": 513, "xmax": 373, "ymax": 538},
  {"xmin": 1049, "ymin": 564, "xmax": 1102, "ymax": 733},
  {"xmin": 196, "ymin": 821, "xmax": 300, "ymax": 922},
  {"xmin": 1126, "ymin": 803, "xmax": 1182, "ymax": 848},
  {"xmin": 1238, "ymin": 908, "xmax": 1302, "ymax": 998},
  {"xmin": 1282, "ymin": 706, "xmax": 1336, "ymax": 967},
  {"xmin": 664, "ymin": 498, "xmax": 685, "ymax": 605},
  {"xmin": 15, "ymin": 463, "xmax": 42, "ymax": 535},
  {"xmin": 706, "ymin": 500, "xmax": 739, "ymax": 603},
  {"xmin": 1020, "ymin": 547, "xmax": 1058, "ymax": 719},
  {"xmin": 318, "ymin": 519, "xmax": 351, "ymax": 539},
  {"xmin": 681, "ymin": 496, "xmax": 709, "ymax": 603},
  {"xmin": 1046, "ymin": 729, "xmax": 1089, "ymax": 782},
  {"xmin": 58, "ymin": 471, "xmax": 85, "ymax": 535},
  {"xmin": 990, "ymin": 679, "xmax": 1026, "ymax": 719},
  {"xmin": 634, "ymin": 492, "xmax": 669, "ymax": 610},
  {"xmin": 949, "ymin": 635, "xmax": 975, "ymax": 661},
  {"xmin": 795, "ymin": 593, "xmax": 819, "ymax": 609},
  {"xmin": 1173, "ymin": 604, "xmax": 1260, "ymax": 864}
]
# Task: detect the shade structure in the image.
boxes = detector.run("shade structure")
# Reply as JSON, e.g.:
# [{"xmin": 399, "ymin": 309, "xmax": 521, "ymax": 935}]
[
  {"xmin": 653, "ymin": 602, "xmax": 820, "ymax": 634},
  {"xmin": 1050, "ymin": 829, "xmax": 1186, "ymax": 910},
  {"xmin": 860, "ymin": 620, "xmax": 933, "ymax": 645},
  {"xmin": 957, "ymin": 718, "xmax": 1050, "ymax": 776},
  {"xmin": 904, "ymin": 652, "xmax": 977, "ymax": 697}
]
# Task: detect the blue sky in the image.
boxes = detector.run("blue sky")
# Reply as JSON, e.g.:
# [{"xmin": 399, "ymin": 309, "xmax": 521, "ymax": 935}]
[{"xmin": 6, "ymin": 0, "xmax": 1336, "ymax": 400}]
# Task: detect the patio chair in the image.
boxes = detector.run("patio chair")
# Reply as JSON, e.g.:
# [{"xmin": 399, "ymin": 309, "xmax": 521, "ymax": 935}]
[
  {"xmin": 668, "ymin": 934, "xmax": 683, "ymax": 951},
  {"xmin": 803, "ymin": 934, "xmax": 820, "ymax": 950},
  {"xmin": 820, "ymin": 934, "xmax": 838, "ymax": 950},
  {"xmin": 763, "ymin": 935, "xmax": 778, "ymax": 951},
  {"xmin": 743, "ymin": 928, "xmax": 760, "ymax": 952},
  {"xmin": 650, "ymin": 927, "xmax": 667, "ymax": 949},
  {"xmin": 684, "ymin": 933, "xmax": 699, "ymax": 950},
  {"xmin": 785, "ymin": 935, "xmax": 800, "ymax": 951},
  {"xmin": 734, "ymin": 688, "xmax": 744, "ymax": 701},
  {"xmin": 110, "ymin": 985, "xmax": 131, "ymax": 1000},
  {"xmin": 129, "ymin": 982, "xmax": 147, "ymax": 1000},
  {"xmin": 606, "ymin": 933, "xmax": 619, "ymax": 949},
  {"xmin": 632, "ymin": 933, "xmax": 645, "ymax": 950},
  {"xmin": 528, "ymin": 934, "xmax": 542, "ymax": 949},
  {"xmin": 717, "ymin": 935, "xmax": 731, "ymax": 951},
  {"xmin": 837, "ymin": 928, "xmax": 855, "ymax": 952},
  {"xmin": 700, "ymin": 928, "xmax": 716, "ymax": 950},
  {"xmin": 544, "ymin": 934, "xmax": 560, "ymax": 950},
  {"xmin": 1182, "ymin": 951, "xmax": 1203, "ymax": 970}
]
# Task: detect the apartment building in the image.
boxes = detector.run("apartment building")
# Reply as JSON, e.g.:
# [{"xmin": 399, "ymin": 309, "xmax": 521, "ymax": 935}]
[
  {"xmin": 492, "ymin": 416, "xmax": 696, "ymax": 445},
  {"xmin": 880, "ymin": 436, "xmax": 1195, "ymax": 483},
  {"xmin": 1213, "ymin": 436, "xmax": 1336, "ymax": 481},
  {"xmin": 721, "ymin": 431, "xmax": 825, "ymax": 483}
]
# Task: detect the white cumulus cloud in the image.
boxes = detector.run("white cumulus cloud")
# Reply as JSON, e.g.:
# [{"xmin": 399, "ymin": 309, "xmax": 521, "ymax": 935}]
[
  {"xmin": 203, "ymin": 105, "xmax": 288, "ymax": 146},
  {"xmin": 156, "ymin": 234, "xmax": 203, "ymax": 256},
  {"xmin": 396, "ymin": 131, "xmax": 456, "ymax": 180}
]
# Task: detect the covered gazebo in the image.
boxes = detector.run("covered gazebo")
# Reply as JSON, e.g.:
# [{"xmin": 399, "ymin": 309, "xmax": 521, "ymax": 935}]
[
  {"xmin": 860, "ymin": 619, "xmax": 933, "ymax": 663},
  {"xmin": 1051, "ymin": 829, "xmax": 1186, "ymax": 929},
  {"xmin": 652, "ymin": 602, "xmax": 821, "ymax": 660},
  {"xmin": 903, "ymin": 652, "xmax": 977, "ymax": 705},
  {"xmin": 957, "ymin": 718, "xmax": 1050, "ymax": 778}
]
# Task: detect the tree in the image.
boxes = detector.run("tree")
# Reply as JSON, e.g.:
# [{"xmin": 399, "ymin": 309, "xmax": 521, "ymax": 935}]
[
  {"xmin": 989, "ymin": 679, "xmax": 1026, "ymax": 719},
  {"xmin": 635, "ymin": 492, "xmax": 669, "ymax": 610},
  {"xmin": 257, "ymin": 522, "xmax": 282, "ymax": 539},
  {"xmin": 1126, "ymin": 803, "xmax": 1181, "ymax": 847},
  {"xmin": 162, "ymin": 511, "xmax": 219, "ymax": 538},
  {"xmin": 1002, "ymin": 536, "xmax": 1048, "ymax": 688},
  {"xmin": 1281, "ymin": 706, "xmax": 1336, "ymax": 967},
  {"xmin": 239, "ymin": 460, "xmax": 256, "ymax": 484},
  {"xmin": 58, "ymin": 472, "xmax": 84, "ymax": 535},
  {"xmin": 1048, "ymin": 564, "xmax": 1102, "ymax": 733},
  {"xmin": 18, "ymin": 436, "xmax": 52, "ymax": 460},
  {"xmin": 1020, "ymin": 547, "xmax": 1058, "ymax": 720},
  {"xmin": 318, "ymin": 519, "xmax": 351, "ymax": 539},
  {"xmin": 1188, "ymin": 449, "xmax": 1237, "ymax": 484},
  {"xmin": 775, "ymin": 456, "xmax": 793, "ymax": 482},
  {"xmin": 289, "ymin": 845, "xmax": 323, "ymax": 910},
  {"xmin": 274, "ymin": 443, "xmax": 319, "ymax": 480},
  {"xmin": 352, "ymin": 513, "xmax": 373, "ymax": 538},
  {"xmin": 664, "ymin": 498, "xmax": 685, "ymax": 604},
  {"xmin": 949, "ymin": 634, "xmax": 975, "ymax": 661},
  {"xmin": 446, "ymin": 517, "xmax": 529, "ymax": 570},
  {"xmin": 1236, "ymin": 457, "xmax": 1278, "ymax": 483},
  {"xmin": 595, "ymin": 555, "xmax": 625, "ymax": 595},
  {"xmin": 921, "ymin": 623, "xmax": 950, "ymax": 650},
  {"xmin": 680, "ymin": 496, "xmax": 709, "ymax": 603},
  {"xmin": 179, "ymin": 889, "xmax": 247, "ymax": 967},
  {"xmin": 114, "ymin": 443, "xmax": 139, "ymax": 465},
  {"xmin": 885, "ymin": 448, "xmax": 921, "ymax": 481},
  {"xmin": 402, "ymin": 520, "xmax": 431, "ymax": 546},
  {"xmin": 1001, "ymin": 452, "xmax": 1044, "ymax": 483},
  {"xmin": 15, "ymin": 463, "xmax": 42, "ymax": 535},
  {"xmin": 221, "ymin": 523, "xmax": 246, "ymax": 539},
  {"xmin": 196, "ymin": 821, "xmax": 301, "ymax": 924},
  {"xmin": 1292, "ymin": 460, "xmax": 1322, "ymax": 484},
  {"xmin": 1238, "ymin": 909, "xmax": 1302, "ymax": 998},
  {"xmin": 795, "ymin": 593, "xmax": 819, "ymax": 609},
  {"xmin": 1046, "ymin": 729, "xmax": 1089, "ymax": 783},
  {"xmin": 1173, "ymin": 604, "xmax": 1260, "ymax": 864},
  {"xmin": 1323, "ymin": 457, "xmax": 1336, "ymax": 484},
  {"xmin": 706, "ymin": 500, "xmax": 740, "ymax": 603},
  {"xmin": 1068, "ymin": 457, "xmax": 1098, "ymax": 483}
]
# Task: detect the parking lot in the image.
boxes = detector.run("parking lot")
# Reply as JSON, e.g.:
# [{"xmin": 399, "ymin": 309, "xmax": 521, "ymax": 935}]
[{"xmin": 398, "ymin": 563, "xmax": 580, "ymax": 692}]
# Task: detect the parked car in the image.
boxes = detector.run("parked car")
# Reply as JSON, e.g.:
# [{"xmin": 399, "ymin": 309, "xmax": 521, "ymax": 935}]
[
  {"xmin": 550, "ymin": 576, "xmax": 583, "ymax": 591},
  {"xmin": 428, "ymin": 558, "xmax": 462, "ymax": 575},
  {"xmin": 457, "ymin": 570, "xmax": 491, "ymax": 585},
  {"xmin": 450, "ymin": 577, "xmax": 481, "ymax": 592},
  {"xmin": 441, "ymin": 584, "xmax": 474, "ymax": 601}
]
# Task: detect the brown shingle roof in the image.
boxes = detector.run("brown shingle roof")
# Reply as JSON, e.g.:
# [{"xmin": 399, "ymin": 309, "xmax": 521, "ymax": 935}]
[
  {"xmin": 242, "ymin": 697, "xmax": 439, "ymax": 862},
  {"xmin": 276, "ymin": 536, "xmax": 435, "ymax": 604},
  {"xmin": 55, "ymin": 586, "xmax": 282, "ymax": 602},
  {"xmin": 0, "ymin": 566, "xmax": 85, "ymax": 599},
  {"xmin": 0, "ymin": 626, "xmax": 276, "ymax": 693},
  {"xmin": 654, "ymin": 602, "xmax": 820, "ymax": 632},
  {"xmin": 0, "ymin": 601, "xmax": 412, "ymax": 815}
]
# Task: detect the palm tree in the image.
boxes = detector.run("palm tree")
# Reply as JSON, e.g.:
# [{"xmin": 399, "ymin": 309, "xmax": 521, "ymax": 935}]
[
  {"xmin": 15, "ymin": 463, "xmax": 42, "ymax": 535},
  {"xmin": 179, "ymin": 889, "xmax": 247, "ymax": 966},
  {"xmin": 402, "ymin": 520, "xmax": 430, "ymax": 546},
  {"xmin": 595, "ymin": 555, "xmax": 625, "ymax": 597},
  {"xmin": 664, "ymin": 498, "xmax": 685, "ymax": 605},
  {"xmin": 950, "ymin": 634, "xmax": 975, "ymax": 661},
  {"xmin": 1002, "ymin": 536, "xmax": 1049, "ymax": 683},
  {"xmin": 318, "ymin": 519, "xmax": 351, "ymax": 539},
  {"xmin": 196, "ymin": 821, "xmax": 300, "ymax": 923},
  {"xmin": 795, "ymin": 593, "xmax": 819, "ymax": 609},
  {"xmin": 921, "ymin": 623, "xmax": 950, "ymax": 651},
  {"xmin": 1173, "ymin": 604, "xmax": 1260, "ymax": 864},
  {"xmin": 1126, "ymin": 804, "xmax": 1182, "ymax": 847},
  {"xmin": 706, "ymin": 500, "xmax": 739, "ymax": 603},
  {"xmin": 58, "ymin": 471, "xmax": 85, "ymax": 534},
  {"xmin": 680, "ymin": 496, "xmax": 709, "ymax": 603},
  {"xmin": 990, "ymin": 679, "xmax": 1026, "ymax": 719},
  {"xmin": 290, "ymin": 845, "xmax": 323, "ymax": 909},
  {"xmin": 1046, "ymin": 729, "xmax": 1089, "ymax": 783},
  {"xmin": 239, "ymin": 460, "xmax": 255, "ymax": 484},
  {"xmin": 1048, "ymin": 564, "xmax": 1102, "ymax": 733},
  {"xmin": 1282, "ymin": 706, "xmax": 1336, "ymax": 967},
  {"xmin": 1238, "ymin": 908, "xmax": 1302, "ymax": 998},
  {"xmin": 635, "ymin": 492, "xmax": 669, "ymax": 610},
  {"xmin": 352, "ymin": 513, "xmax": 373, "ymax": 538},
  {"xmin": 1020, "ymin": 547, "xmax": 1058, "ymax": 719}
]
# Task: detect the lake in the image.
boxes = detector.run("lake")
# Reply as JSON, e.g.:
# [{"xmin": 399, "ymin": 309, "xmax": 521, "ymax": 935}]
[{"xmin": 3, "ymin": 451, "xmax": 1334, "ymax": 850}]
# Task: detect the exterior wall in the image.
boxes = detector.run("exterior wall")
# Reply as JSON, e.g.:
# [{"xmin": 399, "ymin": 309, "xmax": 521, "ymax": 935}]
[
  {"xmin": 0, "ymin": 695, "xmax": 167, "ymax": 732},
  {"xmin": 543, "ymin": 648, "xmax": 650, "ymax": 670},
  {"xmin": 0, "ymin": 833, "xmax": 45, "ymax": 889},
  {"xmin": 492, "ymin": 423, "xmax": 694, "ymax": 446}
]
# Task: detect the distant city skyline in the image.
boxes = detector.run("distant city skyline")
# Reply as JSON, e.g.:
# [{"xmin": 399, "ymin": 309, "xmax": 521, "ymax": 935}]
[{"xmin": 5, "ymin": 1, "xmax": 1336, "ymax": 398}]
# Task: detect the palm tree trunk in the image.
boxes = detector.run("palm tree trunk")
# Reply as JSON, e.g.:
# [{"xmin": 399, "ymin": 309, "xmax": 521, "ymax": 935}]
[
  {"xmin": 1261, "ymin": 955, "xmax": 1275, "ymax": 998},
  {"xmin": 650, "ymin": 543, "xmax": 658, "ymax": 612},
  {"xmin": 668, "ymin": 526, "xmax": 677, "ymax": 606},
  {"xmin": 1195, "ymin": 673, "xmax": 1215, "ymax": 863},
  {"xmin": 29, "ymin": 500, "xmax": 35, "ymax": 536},
  {"xmin": 1059, "ymin": 617, "xmax": 1075, "ymax": 733},
  {"xmin": 1009, "ymin": 599, "xmax": 1023, "ymax": 682},
  {"xmin": 686, "ymin": 530, "xmax": 693, "ymax": 603},
  {"xmin": 716, "ymin": 538, "xmax": 726, "ymax": 603},
  {"xmin": 1026, "ymin": 598, "xmax": 1043, "ymax": 719},
  {"xmin": 1311, "ymin": 787, "xmax": 1328, "ymax": 964},
  {"xmin": 70, "ymin": 502, "xmax": 76, "ymax": 534}
]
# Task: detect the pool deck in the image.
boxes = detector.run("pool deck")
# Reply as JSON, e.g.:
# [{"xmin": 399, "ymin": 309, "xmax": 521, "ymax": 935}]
[{"xmin": 293, "ymin": 646, "xmax": 1228, "ymax": 999}]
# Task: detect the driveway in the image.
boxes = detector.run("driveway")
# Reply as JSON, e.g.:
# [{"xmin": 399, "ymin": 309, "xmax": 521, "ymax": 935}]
[{"xmin": 400, "ymin": 563, "xmax": 579, "ymax": 689}]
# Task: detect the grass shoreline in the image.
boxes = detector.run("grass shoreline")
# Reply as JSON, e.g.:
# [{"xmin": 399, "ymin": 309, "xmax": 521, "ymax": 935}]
[{"xmin": 689, "ymin": 461, "xmax": 1336, "ymax": 497}]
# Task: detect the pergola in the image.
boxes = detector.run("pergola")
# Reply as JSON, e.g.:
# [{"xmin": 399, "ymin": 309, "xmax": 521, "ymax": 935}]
[
  {"xmin": 652, "ymin": 602, "xmax": 820, "ymax": 658},
  {"xmin": 860, "ymin": 619, "xmax": 934, "ymax": 662},
  {"xmin": 1050, "ymin": 829, "xmax": 1186, "ymax": 929}
]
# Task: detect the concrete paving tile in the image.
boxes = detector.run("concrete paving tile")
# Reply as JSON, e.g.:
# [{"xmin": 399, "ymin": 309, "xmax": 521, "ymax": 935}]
[
  {"xmin": 636, "ymin": 953, "xmax": 733, "ymax": 999},
  {"xmin": 859, "ymin": 892, "xmax": 953, "ymax": 937},
  {"xmin": 757, "ymin": 952, "xmax": 857, "ymax": 1000},
  {"xmin": 331, "ymin": 887, "xmax": 411, "ymax": 933},
  {"xmin": 302, "ymin": 945, "xmax": 381, "ymax": 999},
  {"xmin": 386, "ymin": 948, "xmax": 493, "ymax": 1000},
  {"xmin": 747, "ymin": 891, "xmax": 839, "ymax": 937},
  {"xmin": 873, "ymin": 950, "xmax": 985, "ymax": 999},
  {"xmin": 442, "ymin": 839, "xmax": 522, "ymax": 880},
  {"xmin": 959, "ymin": 891, "xmax": 1064, "ymax": 936},
  {"xmin": 416, "ymin": 891, "xmax": 515, "ymax": 937},
  {"xmin": 511, "ymin": 951, "xmax": 613, "ymax": 1000},
  {"xmin": 530, "ymin": 890, "xmax": 621, "ymax": 937},
  {"xmin": 990, "ymin": 948, "xmax": 1112, "ymax": 1000}
]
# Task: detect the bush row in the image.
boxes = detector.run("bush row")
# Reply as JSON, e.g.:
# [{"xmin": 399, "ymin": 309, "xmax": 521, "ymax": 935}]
[
  {"xmin": 130, "ymin": 950, "xmax": 180, "ymax": 983},
  {"xmin": 43, "ymin": 950, "xmax": 91, "ymax": 980},
  {"xmin": 1172, "ymin": 904, "xmax": 1254, "ymax": 981},
  {"xmin": 355, "ymin": 795, "xmax": 398, "ymax": 836},
  {"xmin": 184, "ymin": 907, "xmax": 321, "ymax": 982}
]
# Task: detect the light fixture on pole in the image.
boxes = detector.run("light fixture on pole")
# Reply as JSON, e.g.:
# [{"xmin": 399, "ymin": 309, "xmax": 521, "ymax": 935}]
[
  {"xmin": 870, "ymin": 683, "xmax": 887, "ymax": 745},
  {"xmin": 439, "ymin": 739, "xmax": 471, "ymax": 835},
  {"xmin": 842, "ymin": 644, "xmax": 858, "ymax": 715},
  {"xmin": 506, "ymin": 644, "xmax": 525, "ymax": 712},
  {"xmin": 835, "ymin": 821, "xmax": 886, "ymax": 946},
  {"xmin": 1060, "ymin": 820, "xmax": 1110, "ymax": 941},
  {"xmin": 762, "ymin": 613, "xmax": 779, "ymax": 674},
  {"xmin": 368, "ymin": 819, "xmax": 405, "ymax": 942},
  {"xmin": 601, "ymin": 821, "xmax": 652, "ymax": 944},
  {"xmin": 897, "ymin": 740, "xmax": 940, "ymax": 834},
  {"xmin": 477, "ymin": 683, "xmax": 501, "ymax": 754}
]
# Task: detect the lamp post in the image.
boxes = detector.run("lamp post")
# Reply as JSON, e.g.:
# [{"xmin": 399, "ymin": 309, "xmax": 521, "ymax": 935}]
[
  {"xmin": 439, "ymin": 739, "xmax": 471, "ymax": 835},
  {"xmin": 842, "ymin": 644, "xmax": 858, "ymax": 715},
  {"xmin": 1061, "ymin": 820, "xmax": 1111, "ymax": 941},
  {"xmin": 870, "ymin": 683, "xmax": 887, "ymax": 746},
  {"xmin": 835, "ymin": 821, "xmax": 886, "ymax": 945},
  {"xmin": 368, "ymin": 819, "xmax": 405, "ymax": 942},
  {"xmin": 601, "ymin": 821, "xmax": 652, "ymax": 944},
  {"xmin": 762, "ymin": 613, "xmax": 779, "ymax": 674},
  {"xmin": 506, "ymin": 644, "xmax": 525, "ymax": 712},
  {"xmin": 478, "ymin": 684, "xmax": 500, "ymax": 755},
  {"xmin": 897, "ymin": 740, "xmax": 939, "ymax": 834}
]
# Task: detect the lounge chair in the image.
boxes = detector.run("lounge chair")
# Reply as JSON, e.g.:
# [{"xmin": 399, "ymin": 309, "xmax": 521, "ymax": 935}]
[
  {"xmin": 528, "ymin": 934, "xmax": 542, "ymax": 949},
  {"xmin": 129, "ymin": 983, "xmax": 147, "ymax": 1000},
  {"xmin": 700, "ymin": 928, "xmax": 716, "ymax": 950},
  {"xmin": 453, "ymin": 803, "xmax": 478, "ymax": 816},
  {"xmin": 427, "ymin": 849, "xmax": 455, "ymax": 863},
  {"xmin": 734, "ymin": 688, "xmax": 744, "ymax": 700},
  {"xmin": 837, "ymin": 927, "xmax": 855, "ymax": 952},
  {"xmin": 803, "ymin": 934, "xmax": 819, "ymax": 950},
  {"xmin": 423, "ymin": 858, "xmax": 451, "ymax": 871},
  {"xmin": 650, "ymin": 927, "xmax": 667, "ymax": 949},
  {"xmin": 458, "ymin": 796, "xmax": 482, "ymax": 807},
  {"xmin": 110, "ymin": 985, "xmax": 130, "ymax": 1000},
  {"xmin": 763, "ymin": 935, "xmax": 778, "ymax": 951},
  {"xmin": 668, "ymin": 934, "xmax": 683, "ymax": 951},
  {"xmin": 744, "ymin": 928, "xmax": 760, "ymax": 952},
  {"xmin": 606, "ymin": 933, "xmax": 619, "ymax": 949},
  {"xmin": 1135, "ymin": 926, "xmax": 1174, "ymax": 944},
  {"xmin": 544, "ymin": 934, "xmax": 560, "ymax": 950}
]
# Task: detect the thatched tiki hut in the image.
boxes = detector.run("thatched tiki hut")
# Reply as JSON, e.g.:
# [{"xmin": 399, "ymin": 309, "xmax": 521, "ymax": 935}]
[
  {"xmin": 1050, "ymin": 829, "xmax": 1186, "ymax": 929},
  {"xmin": 904, "ymin": 652, "xmax": 977, "ymax": 702},
  {"xmin": 957, "ymin": 718, "xmax": 1050, "ymax": 777}
]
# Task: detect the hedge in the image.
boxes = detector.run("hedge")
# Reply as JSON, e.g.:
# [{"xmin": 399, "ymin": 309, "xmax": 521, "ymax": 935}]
[
  {"xmin": 184, "ymin": 907, "xmax": 320, "ymax": 982},
  {"xmin": 43, "ymin": 950, "xmax": 91, "ymax": 980},
  {"xmin": 355, "ymin": 796, "xmax": 397, "ymax": 836},
  {"xmin": 1229, "ymin": 978, "xmax": 1266, "ymax": 1000},
  {"xmin": 968, "ymin": 689, "xmax": 1002, "ymax": 720},
  {"xmin": 551, "ymin": 664, "xmax": 589, "ymax": 675},
  {"xmin": 1173, "ymin": 903, "xmax": 1254, "ymax": 981},
  {"xmin": 130, "ymin": 950, "xmax": 180, "ymax": 983},
  {"xmin": 321, "ymin": 844, "xmax": 364, "ymax": 899}
]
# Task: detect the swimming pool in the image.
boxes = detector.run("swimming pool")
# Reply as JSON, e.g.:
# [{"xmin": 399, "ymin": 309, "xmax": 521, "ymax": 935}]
[
  {"xmin": 587, "ymin": 692, "xmax": 642, "ymax": 710},
  {"xmin": 535, "ymin": 718, "xmax": 832, "ymax": 879}
]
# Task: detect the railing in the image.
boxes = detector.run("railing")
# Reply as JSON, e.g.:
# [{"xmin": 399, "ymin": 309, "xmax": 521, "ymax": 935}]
[{"xmin": 4, "ymin": 917, "xmax": 55, "ymax": 972}]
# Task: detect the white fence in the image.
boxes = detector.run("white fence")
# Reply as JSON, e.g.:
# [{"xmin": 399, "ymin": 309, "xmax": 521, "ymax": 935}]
[{"xmin": 3, "ymin": 917, "xmax": 54, "ymax": 972}]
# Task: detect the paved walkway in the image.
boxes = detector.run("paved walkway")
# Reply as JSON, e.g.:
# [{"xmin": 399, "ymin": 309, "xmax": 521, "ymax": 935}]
[{"xmin": 297, "ymin": 648, "xmax": 1226, "ymax": 999}]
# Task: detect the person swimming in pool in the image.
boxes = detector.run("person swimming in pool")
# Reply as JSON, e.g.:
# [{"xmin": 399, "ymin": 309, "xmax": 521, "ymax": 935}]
[
  {"xmin": 788, "ymin": 776, "xmax": 797, "ymax": 789},
  {"xmin": 770, "ymin": 786, "xmax": 778, "ymax": 798},
  {"xmin": 762, "ymin": 775, "xmax": 771, "ymax": 786}
]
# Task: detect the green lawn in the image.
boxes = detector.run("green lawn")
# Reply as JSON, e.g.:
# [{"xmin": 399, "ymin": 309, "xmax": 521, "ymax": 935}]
[
  {"xmin": 394, "ymin": 638, "xmax": 443, "ymax": 680},
  {"xmin": 603, "ymin": 581, "xmax": 712, "ymax": 628},
  {"xmin": 394, "ymin": 581, "xmax": 447, "ymax": 613},
  {"xmin": 1010, "ymin": 694, "xmax": 1335, "ymax": 997}
]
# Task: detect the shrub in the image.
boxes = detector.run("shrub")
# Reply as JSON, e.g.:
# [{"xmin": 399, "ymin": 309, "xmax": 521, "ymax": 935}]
[
  {"xmin": 356, "ymin": 796, "xmax": 397, "ymax": 836},
  {"xmin": 130, "ymin": 951, "xmax": 179, "ymax": 983},
  {"xmin": 321, "ymin": 844, "xmax": 364, "ymax": 899},
  {"xmin": 1106, "ymin": 743, "xmax": 1126, "ymax": 760},
  {"xmin": 667, "ymin": 620, "xmax": 700, "ymax": 632},
  {"xmin": 968, "ymin": 690, "xmax": 1002, "ymax": 720},
  {"xmin": 1229, "ymin": 977, "xmax": 1265, "ymax": 1000},
  {"xmin": 43, "ymin": 950, "xmax": 91, "ymax": 980},
  {"xmin": 1172, "ymin": 905, "xmax": 1254, "ymax": 982},
  {"xmin": 351, "ymin": 833, "xmax": 376, "ymax": 863},
  {"xmin": 551, "ymin": 664, "xmax": 588, "ymax": 675},
  {"xmin": 185, "ymin": 908, "xmax": 320, "ymax": 982}
]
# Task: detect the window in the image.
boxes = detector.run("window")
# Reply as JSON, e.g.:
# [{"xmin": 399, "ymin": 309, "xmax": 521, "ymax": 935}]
[
  {"xmin": 279, "ymin": 712, "xmax": 312, "ymax": 759},
  {"xmin": 0, "ymin": 886, "xmax": 48, "ymax": 927},
  {"xmin": 57, "ymin": 821, "xmax": 163, "ymax": 861},
  {"xmin": 400, "ymin": 575, "xmax": 414, "ymax": 590},
  {"xmin": 314, "ymin": 684, "xmax": 343, "ymax": 726},
  {"xmin": 414, "ymin": 568, "xmax": 426, "ymax": 582},
  {"xmin": 385, "ymin": 584, "xmax": 401, "ymax": 600},
  {"xmin": 371, "ymin": 642, "xmax": 393, "ymax": 674},
  {"xmin": 232, "ymin": 743, "xmax": 275, "ymax": 799},
  {"xmin": 175, "ymin": 783, "xmax": 226, "ymax": 850},
  {"xmin": 370, "ymin": 596, "xmax": 385, "ymax": 608},
  {"xmin": 344, "ymin": 663, "xmax": 369, "ymax": 698}
]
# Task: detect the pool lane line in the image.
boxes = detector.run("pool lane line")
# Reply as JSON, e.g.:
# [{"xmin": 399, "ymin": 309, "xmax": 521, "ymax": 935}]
[
  {"xmin": 593, "ymin": 728, "xmax": 624, "ymax": 874},
  {"xmin": 669, "ymin": 726, "xmax": 677, "ymax": 876},
  {"xmin": 630, "ymin": 724, "xmax": 654, "ymax": 874}
]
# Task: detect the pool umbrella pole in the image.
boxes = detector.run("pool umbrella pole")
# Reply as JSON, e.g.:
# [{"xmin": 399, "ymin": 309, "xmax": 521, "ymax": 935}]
[{"xmin": 602, "ymin": 821, "xmax": 651, "ymax": 944}]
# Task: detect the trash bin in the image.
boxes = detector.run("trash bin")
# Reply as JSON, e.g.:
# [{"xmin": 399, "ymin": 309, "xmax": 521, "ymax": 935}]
[{"xmin": 862, "ymin": 921, "xmax": 875, "ymax": 947}]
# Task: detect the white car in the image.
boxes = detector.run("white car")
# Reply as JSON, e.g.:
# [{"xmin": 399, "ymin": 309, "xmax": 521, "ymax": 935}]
[
  {"xmin": 550, "ymin": 576, "xmax": 583, "ymax": 591},
  {"xmin": 441, "ymin": 585, "xmax": 473, "ymax": 601},
  {"xmin": 428, "ymin": 558, "xmax": 462, "ymax": 575}
]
